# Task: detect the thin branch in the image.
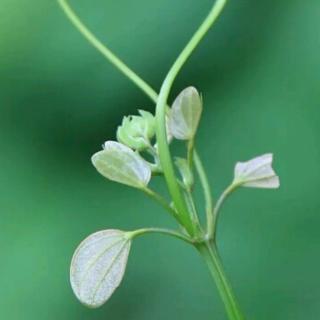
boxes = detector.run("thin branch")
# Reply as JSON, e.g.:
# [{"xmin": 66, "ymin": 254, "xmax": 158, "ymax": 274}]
[{"xmin": 57, "ymin": 0, "xmax": 159, "ymax": 103}]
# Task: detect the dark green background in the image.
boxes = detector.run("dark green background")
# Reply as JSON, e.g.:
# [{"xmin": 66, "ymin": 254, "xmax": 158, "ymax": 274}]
[{"xmin": 1, "ymin": 0, "xmax": 319, "ymax": 319}]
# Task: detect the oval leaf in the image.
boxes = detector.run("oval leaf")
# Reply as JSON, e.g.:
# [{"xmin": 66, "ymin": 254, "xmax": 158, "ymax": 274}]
[
  {"xmin": 70, "ymin": 229, "xmax": 131, "ymax": 308},
  {"xmin": 91, "ymin": 141, "xmax": 151, "ymax": 188},
  {"xmin": 233, "ymin": 153, "xmax": 280, "ymax": 189},
  {"xmin": 168, "ymin": 86, "xmax": 202, "ymax": 140}
]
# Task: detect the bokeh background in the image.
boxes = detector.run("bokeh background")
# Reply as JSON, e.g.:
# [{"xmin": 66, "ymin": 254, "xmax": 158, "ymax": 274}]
[{"xmin": 1, "ymin": 0, "xmax": 320, "ymax": 319}]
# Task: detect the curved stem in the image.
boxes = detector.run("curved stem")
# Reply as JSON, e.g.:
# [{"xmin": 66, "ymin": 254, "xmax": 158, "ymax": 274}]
[
  {"xmin": 143, "ymin": 187, "xmax": 178, "ymax": 218},
  {"xmin": 194, "ymin": 150, "xmax": 214, "ymax": 238},
  {"xmin": 211, "ymin": 183, "xmax": 238, "ymax": 239},
  {"xmin": 197, "ymin": 242, "xmax": 245, "ymax": 320},
  {"xmin": 127, "ymin": 228, "xmax": 193, "ymax": 245},
  {"xmin": 155, "ymin": 0, "xmax": 227, "ymax": 237},
  {"xmin": 57, "ymin": 0, "xmax": 159, "ymax": 103}
]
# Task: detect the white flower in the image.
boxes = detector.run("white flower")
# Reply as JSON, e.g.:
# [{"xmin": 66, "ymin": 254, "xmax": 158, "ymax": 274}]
[
  {"xmin": 233, "ymin": 153, "xmax": 280, "ymax": 189},
  {"xmin": 91, "ymin": 141, "xmax": 151, "ymax": 189}
]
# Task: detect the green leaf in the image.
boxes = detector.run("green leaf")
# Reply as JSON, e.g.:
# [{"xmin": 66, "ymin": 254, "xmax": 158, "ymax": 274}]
[
  {"xmin": 70, "ymin": 229, "xmax": 131, "ymax": 308},
  {"xmin": 233, "ymin": 153, "xmax": 280, "ymax": 189},
  {"xmin": 91, "ymin": 141, "xmax": 151, "ymax": 188},
  {"xmin": 168, "ymin": 87, "xmax": 202, "ymax": 140}
]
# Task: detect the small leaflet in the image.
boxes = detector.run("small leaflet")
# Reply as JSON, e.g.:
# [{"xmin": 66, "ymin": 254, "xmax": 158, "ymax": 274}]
[
  {"xmin": 168, "ymin": 87, "xmax": 202, "ymax": 140},
  {"xmin": 70, "ymin": 229, "xmax": 131, "ymax": 308},
  {"xmin": 233, "ymin": 153, "xmax": 280, "ymax": 189},
  {"xmin": 91, "ymin": 141, "xmax": 151, "ymax": 188}
]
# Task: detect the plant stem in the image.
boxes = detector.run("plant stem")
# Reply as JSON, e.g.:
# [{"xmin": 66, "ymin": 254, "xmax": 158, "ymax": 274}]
[
  {"xmin": 184, "ymin": 188, "xmax": 202, "ymax": 231},
  {"xmin": 211, "ymin": 183, "xmax": 238, "ymax": 239},
  {"xmin": 155, "ymin": 0, "xmax": 227, "ymax": 237},
  {"xmin": 187, "ymin": 139, "xmax": 195, "ymax": 169},
  {"xmin": 143, "ymin": 187, "xmax": 177, "ymax": 218},
  {"xmin": 194, "ymin": 150, "xmax": 214, "ymax": 238},
  {"xmin": 128, "ymin": 228, "xmax": 193, "ymax": 245},
  {"xmin": 197, "ymin": 242, "xmax": 245, "ymax": 320},
  {"xmin": 57, "ymin": 0, "xmax": 159, "ymax": 103}
]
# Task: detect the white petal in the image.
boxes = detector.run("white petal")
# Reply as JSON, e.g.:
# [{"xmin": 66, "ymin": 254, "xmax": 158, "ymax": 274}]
[
  {"xmin": 70, "ymin": 230, "xmax": 131, "ymax": 308},
  {"xmin": 92, "ymin": 141, "xmax": 151, "ymax": 188},
  {"xmin": 234, "ymin": 153, "xmax": 280, "ymax": 189}
]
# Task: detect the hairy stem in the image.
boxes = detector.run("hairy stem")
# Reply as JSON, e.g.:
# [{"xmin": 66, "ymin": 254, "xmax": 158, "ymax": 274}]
[
  {"xmin": 197, "ymin": 242, "xmax": 245, "ymax": 320},
  {"xmin": 57, "ymin": 0, "xmax": 159, "ymax": 103},
  {"xmin": 155, "ymin": 0, "xmax": 227, "ymax": 237}
]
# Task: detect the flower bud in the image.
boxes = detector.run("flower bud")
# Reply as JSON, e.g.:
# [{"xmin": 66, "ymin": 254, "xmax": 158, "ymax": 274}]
[{"xmin": 117, "ymin": 110, "xmax": 156, "ymax": 151}]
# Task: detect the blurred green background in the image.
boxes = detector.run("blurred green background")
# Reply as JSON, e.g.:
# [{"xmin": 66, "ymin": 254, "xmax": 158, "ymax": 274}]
[{"xmin": 1, "ymin": 0, "xmax": 320, "ymax": 319}]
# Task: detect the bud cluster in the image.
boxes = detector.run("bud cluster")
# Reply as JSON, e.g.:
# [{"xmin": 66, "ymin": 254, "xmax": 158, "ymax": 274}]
[{"xmin": 91, "ymin": 87, "xmax": 203, "ymax": 190}]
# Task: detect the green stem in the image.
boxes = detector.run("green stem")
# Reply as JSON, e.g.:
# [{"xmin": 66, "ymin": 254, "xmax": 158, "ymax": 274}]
[
  {"xmin": 211, "ymin": 183, "xmax": 238, "ymax": 239},
  {"xmin": 128, "ymin": 228, "xmax": 193, "ymax": 245},
  {"xmin": 197, "ymin": 242, "xmax": 245, "ymax": 320},
  {"xmin": 194, "ymin": 150, "xmax": 214, "ymax": 238},
  {"xmin": 187, "ymin": 139, "xmax": 195, "ymax": 169},
  {"xmin": 57, "ymin": 0, "xmax": 159, "ymax": 104},
  {"xmin": 155, "ymin": 0, "xmax": 227, "ymax": 237},
  {"xmin": 184, "ymin": 188, "xmax": 202, "ymax": 231},
  {"xmin": 143, "ymin": 187, "xmax": 178, "ymax": 218}
]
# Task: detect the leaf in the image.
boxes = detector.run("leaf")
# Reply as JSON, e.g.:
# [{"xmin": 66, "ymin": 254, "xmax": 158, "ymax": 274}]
[
  {"xmin": 168, "ymin": 87, "xmax": 202, "ymax": 140},
  {"xmin": 233, "ymin": 153, "xmax": 280, "ymax": 189},
  {"xmin": 70, "ymin": 229, "xmax": 131, "ymax": 308},
  {"xmin": 91, "ymin": 141, "xmax": 151, "ymax": 188}
]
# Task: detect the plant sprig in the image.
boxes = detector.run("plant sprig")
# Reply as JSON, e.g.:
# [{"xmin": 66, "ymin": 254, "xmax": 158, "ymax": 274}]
[{"xmin": 58, "ymin": 1, "xmax": 280, "ymax": 319}]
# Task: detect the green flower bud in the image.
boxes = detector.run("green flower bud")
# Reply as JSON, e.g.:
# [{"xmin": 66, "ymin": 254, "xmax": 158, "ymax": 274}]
[{"xmin": 117, "ymin": 110, "xmax": 156, "ymax": 150}]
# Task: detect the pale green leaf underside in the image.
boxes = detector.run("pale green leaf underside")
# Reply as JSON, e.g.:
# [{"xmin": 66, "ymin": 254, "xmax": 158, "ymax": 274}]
[
  {"xmin": 70, "ymin": 229, "xmax": 131, "ymax": 308},
  {"xmin": 234, "ymin": 153, "xmax": 280, "ymax": 189},
  {"xmin": 92, "ymin": 141, "xmax": 151, "ymax": 188},
  {"xmin": 169, "ymin": 87, "xmax": 202, "ymax": 140}
]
